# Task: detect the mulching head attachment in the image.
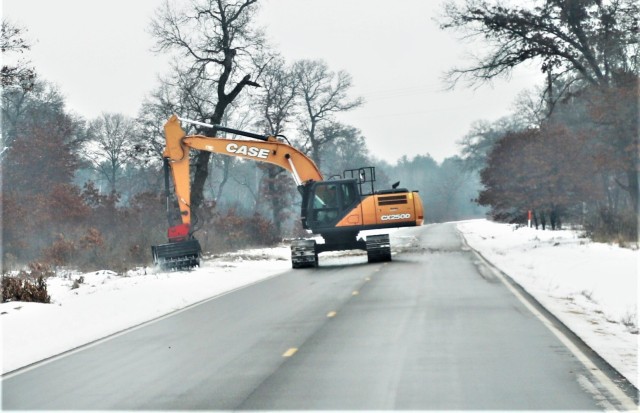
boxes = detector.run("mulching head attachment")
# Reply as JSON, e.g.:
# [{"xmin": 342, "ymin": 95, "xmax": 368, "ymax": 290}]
[{"xmin": 152, "ymin": 239, "xmax": 202, "ymax": 270}]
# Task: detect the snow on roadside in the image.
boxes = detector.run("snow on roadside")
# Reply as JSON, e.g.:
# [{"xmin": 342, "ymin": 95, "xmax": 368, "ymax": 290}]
[
  {"xmin": 457, "ymin": 219, "xmax": 638, "ymax": 388},
  {"xmin": 1, "ymin": 247, "xmax": 291, "ymax": 374}
]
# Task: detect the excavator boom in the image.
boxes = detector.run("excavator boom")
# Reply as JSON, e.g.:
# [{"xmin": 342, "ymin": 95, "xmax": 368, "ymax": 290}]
[
  {"xmin": 153, "ymin": 115, "xmax": 323, "ymax": 269},
  {"xmin": 162, "ymin": 114, "xmax": 322, "ymax": 228}
]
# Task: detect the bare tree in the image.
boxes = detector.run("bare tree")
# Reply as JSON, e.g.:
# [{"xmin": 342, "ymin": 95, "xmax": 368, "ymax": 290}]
[
  {"xmin": 150, "ymin": 0, "xmax": 267, "ymax": 213},
  {"xmin": 1, "ymin": 20, "xmax": 36, "ymax": 160},
  {"xmin": 252, "ymin": 57, "xmax": 299, "ymax": 237},
  {"xmin": 254, "ymin": 57, "xmax": 298, "ymax": 135},
  {"xmin": 439, "ymin": 0, "xmax": 638, "ymax": 89},
  {"xmin": 1, "ymin": 20, "xmax": 35, "ymax": 90},
  {"xmin": 2, "ymin": 80, "xmax": 83, "ymax": 164},
  {"xmin": 86, "ymin": 113, "xmax": 136, "ymax": 194},
  {"xmin": 457, "ymin": 117, "xmax": 526, "ymax": 172},
  {"xmin": 293, "ymin": 59, "xmax": 363, "ymax": 169},
  {"xmin": 135, "ymin": 82, "xmax": 189, "ymax": 162},
  {"xmin": 317, "ymin": 123, "xmax": 372, "ymax": 176}
]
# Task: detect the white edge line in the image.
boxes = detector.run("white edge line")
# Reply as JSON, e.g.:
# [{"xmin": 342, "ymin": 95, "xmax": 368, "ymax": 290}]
[
  {"xmin": 457, "ymin": 228, "xmax": 637, "ymax": 410},
  {"xmin": 2, "ymin": 270, "xmax": 285, "ymax": 380}
]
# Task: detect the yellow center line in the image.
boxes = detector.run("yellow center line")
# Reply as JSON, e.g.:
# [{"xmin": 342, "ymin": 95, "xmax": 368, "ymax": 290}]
[
  {"xmin": 282, "ymin": 348, "xmax": 298, "ymax": 357},
  {"xmin": 327, "ymin": 311, "xmax": 337, "ymax": 318},
  {"xmin": 352, "ymin": 290, "xmax": 359, "ymax": 296}
]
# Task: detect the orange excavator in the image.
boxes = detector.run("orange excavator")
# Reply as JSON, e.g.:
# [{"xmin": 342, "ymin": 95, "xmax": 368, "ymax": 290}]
[{"xmin": 152, "ymin": 115, "xmax": 424, "ymax": 269}]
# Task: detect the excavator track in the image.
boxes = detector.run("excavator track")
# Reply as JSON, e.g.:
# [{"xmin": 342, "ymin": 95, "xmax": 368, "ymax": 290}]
[
  {"xmin": 290, "ymin": 239, "xmax": 318, "ymax": 268},
  {"xmin": 366, "ymin": 234, "xmax": 392, "ymax": 263}
]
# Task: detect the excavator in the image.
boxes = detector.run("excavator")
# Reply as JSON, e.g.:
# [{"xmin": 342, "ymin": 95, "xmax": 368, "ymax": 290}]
[{"xmin": 151, "ymin": 115, "xmax": 424, "ymax": 270}]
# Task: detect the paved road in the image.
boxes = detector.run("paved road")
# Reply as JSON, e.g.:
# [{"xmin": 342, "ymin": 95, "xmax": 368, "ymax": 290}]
[{"xmin": 3, "ymin": 223, "xmax": 635, "ymax": 410}]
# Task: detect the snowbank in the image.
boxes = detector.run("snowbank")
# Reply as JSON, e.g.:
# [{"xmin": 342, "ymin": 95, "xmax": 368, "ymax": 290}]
[{"xmin": 457, "ymin": 219, "xmax": 638, "ymax": 387}]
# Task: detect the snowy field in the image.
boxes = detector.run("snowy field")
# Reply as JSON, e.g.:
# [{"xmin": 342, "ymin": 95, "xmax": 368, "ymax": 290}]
[{"xmin": 2, "ymin": 220, "xmax": 637, "ymax": 390}]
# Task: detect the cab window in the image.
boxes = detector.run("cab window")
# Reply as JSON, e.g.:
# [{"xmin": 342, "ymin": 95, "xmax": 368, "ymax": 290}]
[
  {"xmin": 313, "ymin": 184, "xmax": 338, "ymax": 208},
  {"xmin": 311, "ymin": 183, "xmax": 339, "ymax": 224},
  {"xmin": 340, "ymin": 183, "xmax": 357, "ymax": 209}
]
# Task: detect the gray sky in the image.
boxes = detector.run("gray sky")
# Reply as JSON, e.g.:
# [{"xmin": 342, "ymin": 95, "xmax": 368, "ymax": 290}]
[{"xmin": 3, "ymin": 0, "xmax": 542, "ymax": 163}]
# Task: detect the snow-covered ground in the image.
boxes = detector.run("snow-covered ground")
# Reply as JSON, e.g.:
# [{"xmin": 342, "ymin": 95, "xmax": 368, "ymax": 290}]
[
  {"xmin": 457, "ymin": 219, "xmax": 638, "ymax": 388},
  {"xmin": 1, "ymin": 248, "xmax": 292, "ymax": 374},
  {"xmin": 2, "ymin": 220, "xmax": 637, "ymax": 390}
]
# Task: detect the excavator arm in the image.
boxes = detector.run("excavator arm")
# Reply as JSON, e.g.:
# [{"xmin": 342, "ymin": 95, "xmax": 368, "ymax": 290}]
[
  {"xmin": 163, "ymin": 114, "xmax": 323, "ymax": 229},
  {"xmin": 152, "ymin": 115, "xmax": 324, "ymax": 269}
]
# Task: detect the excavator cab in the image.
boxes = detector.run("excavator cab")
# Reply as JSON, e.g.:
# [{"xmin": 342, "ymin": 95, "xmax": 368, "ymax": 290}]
[
  {"xmin": 294, "ymin": 169, "xmax": 401, "ymax": 267},
  {"xmin": 300, "ymin": 166, "xmax": 376, "ymax": 232},
  {"xmin": 303, "ymin": 180, "xmax": 361, "ymax": 231},
  {"xmin": 293, "ymin": 165, "xmax": 424, "ymax": 267}
]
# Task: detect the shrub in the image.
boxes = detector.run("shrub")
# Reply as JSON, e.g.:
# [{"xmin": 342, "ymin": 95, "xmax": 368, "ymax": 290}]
[
  {"xmin": 2, "ymin": 262, "xmax": 53, "ymax": 303},
  {"xmin": 70, "ymin": 275, "xmax": 84, "ymax": 290},
  {"xmin": 247, "ymin": 213, "xmax": 280, "ymax": 246},
  {"xmin": 79, "ymin": 228, "xmax": 104, "ymax": 250},
  {"xmin": 585, "ymin": 208, "xmax": 638, "ymax": 246},
  {"xmin": 208, "ymin": 208, "xmax": 279, "ymax": 252},
  {"xmin": 42, "ymin": 234, "xmax": 76, "ymax": 266}
]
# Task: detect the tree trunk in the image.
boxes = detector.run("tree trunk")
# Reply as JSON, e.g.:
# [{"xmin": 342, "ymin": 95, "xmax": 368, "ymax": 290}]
[
  {"xmin": 217, "ymin": 156, "xmax": 232, "ymax": 202},
  {"xmin": 190, "ymin": 106, "xmax": 226, "ymax": 213},
  {"xmin": 191, "ymin": 151, "xmax": 212, "ymax": 212},
  {"xmin": 111, "ymin": 163, "xmax": 117, "ymax": 194},
  {"xmin": 626, "ymin": 167, "xmax": 639, "ymax": 214},
  {"xmin": 308, "ymin": 120, "xmax": 321, "ymax": 169},
  {"xmin": 267, "ymin": 167, "xmax": 284, "ymax": 238}
]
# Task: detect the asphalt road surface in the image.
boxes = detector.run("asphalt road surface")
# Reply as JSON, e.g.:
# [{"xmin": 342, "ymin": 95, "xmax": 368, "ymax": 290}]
[{"xmin": 3, "ymin": 223, "xmax": 636, "ymax": 410}]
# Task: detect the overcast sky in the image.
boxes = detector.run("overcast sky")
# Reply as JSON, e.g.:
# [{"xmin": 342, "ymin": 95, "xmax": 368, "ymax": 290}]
[{"xmin": 3, "ymin": 0, "xmax": 542, "ymax": 163}]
